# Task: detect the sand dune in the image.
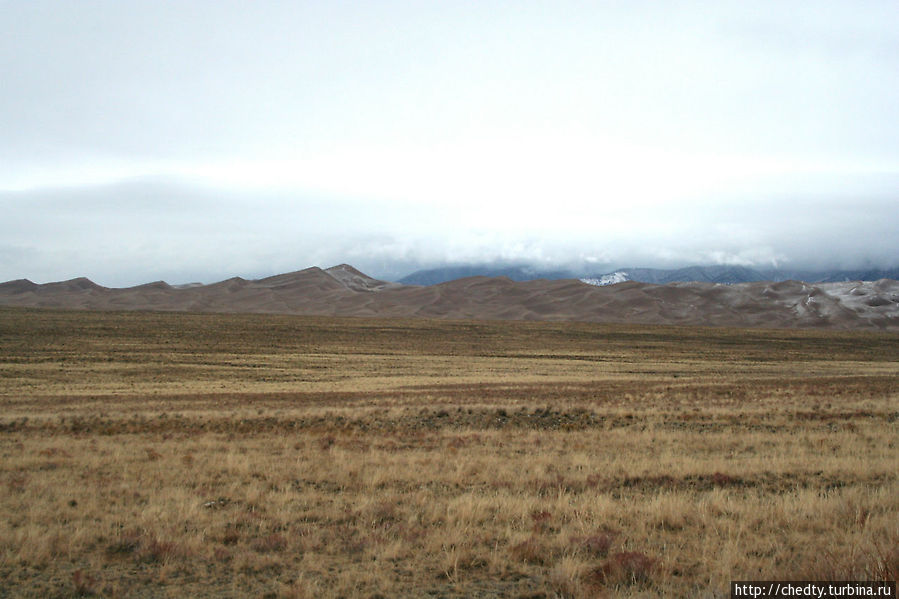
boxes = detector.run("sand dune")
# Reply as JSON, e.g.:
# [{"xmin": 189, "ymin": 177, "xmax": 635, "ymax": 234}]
[{"xmin": 1, "ymin": 266, "xmax": 897, "ymax": 330}]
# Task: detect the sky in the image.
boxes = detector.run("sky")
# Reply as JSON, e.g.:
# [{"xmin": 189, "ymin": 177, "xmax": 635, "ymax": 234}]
[{"xmin": 2, "ymin": 0, "xmax": 898, "ymax": 286}]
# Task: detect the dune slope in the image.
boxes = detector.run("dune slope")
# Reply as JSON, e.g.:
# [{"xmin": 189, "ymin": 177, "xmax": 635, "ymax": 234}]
[{"xmin": 1, "ymin": 267, "xmax": 897, "ymax": 330}]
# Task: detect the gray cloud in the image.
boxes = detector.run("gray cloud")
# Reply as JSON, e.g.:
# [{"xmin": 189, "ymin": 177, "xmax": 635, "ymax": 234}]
[{"xmin": 2, "ymin": 1, "xmax": 897, "ymax": 284}]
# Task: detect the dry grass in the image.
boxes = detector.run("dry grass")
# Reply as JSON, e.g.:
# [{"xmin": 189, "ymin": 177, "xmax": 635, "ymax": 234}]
[{"xmin": 0, "ymin": 306, "xmax": 897, "ymax": 597}]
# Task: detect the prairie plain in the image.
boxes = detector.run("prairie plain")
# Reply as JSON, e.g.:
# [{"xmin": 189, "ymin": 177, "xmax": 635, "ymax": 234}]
[{"xmin": 0, "ymin": 307, "xmax": 896, "ymax": 598}]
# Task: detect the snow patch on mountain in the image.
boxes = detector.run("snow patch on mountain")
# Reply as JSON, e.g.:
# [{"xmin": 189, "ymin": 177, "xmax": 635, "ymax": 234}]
[{"xmin": 580, "ymin": 272, "xmax": 630, "ymax": 286}]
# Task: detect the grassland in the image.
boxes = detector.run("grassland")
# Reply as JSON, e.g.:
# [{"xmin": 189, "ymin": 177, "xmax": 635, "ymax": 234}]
[{"xmin": 0, "ymin": 306, "xmax": 896, "ymax": 598}]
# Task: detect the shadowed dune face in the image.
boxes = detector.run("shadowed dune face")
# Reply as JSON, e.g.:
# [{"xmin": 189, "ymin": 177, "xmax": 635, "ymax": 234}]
[{"xmin": 1, "ymin": 267, "xmax": 897, "ymax": 330}]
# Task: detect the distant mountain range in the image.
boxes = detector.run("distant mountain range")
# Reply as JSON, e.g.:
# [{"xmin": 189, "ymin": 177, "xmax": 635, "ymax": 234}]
[
  {"xmin": 398, "ymin": 265, "xmax": 574, "ymax": 286},
  {"xmin": 399, "ymin": 264, "xmax": 899, "ymax": 286},
  {"xmin": 2, "ymin": 263, "xmax": 897, "ymax": 331}
]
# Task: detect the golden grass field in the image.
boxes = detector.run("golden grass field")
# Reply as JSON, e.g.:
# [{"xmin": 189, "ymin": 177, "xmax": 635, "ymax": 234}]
[{"xmin": 0, "ymin": 306, "xmax": 897, "ymax": 598}]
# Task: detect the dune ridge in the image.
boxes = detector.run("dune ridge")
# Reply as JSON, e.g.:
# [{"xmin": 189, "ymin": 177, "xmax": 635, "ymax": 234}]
[{"xmin": 1, "ymin": 264, "xmax": 897, "ymax": 330}]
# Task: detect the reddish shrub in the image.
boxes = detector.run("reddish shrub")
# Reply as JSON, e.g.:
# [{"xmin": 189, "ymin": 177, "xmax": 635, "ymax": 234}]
[
  {"xmin": 588, "ymin": 551, "xmax": 655, "ymax": 586},
  {"xmin": 570, "ymin": 531, "xmax": 617, "ymax": 557},
  {"xmin": 531, "ymin": 510, "xmax": 552, "ymax": 533},
  {"xmin": 105, "ymin": 530, "xmax": 141, "ymax": 556},
  {"xmin": 531, "ymin": 510, "xmax": 552, "ymax": 523},
  {"xmin": 39, "ymin": 447, "xmax": 72, "ymax": 458},
  {"xmin": 213, "ymin": 546, "xmax": 232, "ymax": 562},
  {"xmin": 369, "ymin": 501, "xmax": 399, "ymax": 525},
  {"xmin": 510, "ymin": 537, "xmax": 548, "ymax": 564},
  {"xmin": 140, "ymin": 537, "xmax": 182, "ymax": 563},
  {"xmin": 72, "ymin": 569, "xmax": 98, "ymax": 596},
  {"xmin": 447, "ymin": 436, "xmax": 467, "ymax": 449},
  {"xmin": 711, "ymin": 472, "xmax": 737, "ymax": 487},
  {"xmin": 874, "ymin": 542, "xmax": 899, "ymax": 582},
  {"xmin": 6, "ymin": 473, "xmax": 28, "ymax": 493},
  {"xmin": 585, "ymin": 473, "xmax": 603, "ymax": 488},
  {"xmin": 251, "ymin": 533, "xmax": 288, "ymax": 553}
]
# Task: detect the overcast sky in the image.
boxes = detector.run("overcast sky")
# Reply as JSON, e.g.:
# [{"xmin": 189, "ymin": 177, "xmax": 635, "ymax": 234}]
[{"xmin": 2, "ymin": 1, "xmax": 898, "ymax": 286}]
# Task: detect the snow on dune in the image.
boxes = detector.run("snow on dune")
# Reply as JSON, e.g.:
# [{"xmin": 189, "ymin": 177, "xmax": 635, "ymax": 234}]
[{"xmin": 788, "ymin": 280, "xmax": 899, "ymax": 323}]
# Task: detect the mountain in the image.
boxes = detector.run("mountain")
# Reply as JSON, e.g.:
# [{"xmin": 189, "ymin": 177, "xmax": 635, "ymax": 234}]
[
  {"xmin": 399, "ymin": 265, "xmax": 576, "ymax": 285},
  {"xmin": 401, "ymin": 264, "xmax": 899, "ymax": 287},
  {"xmin": 583, "ymin": 266, "xmax": 899, "ymax": 286},
  {"xmin": 807, "ymin": 267, "xmax": 899, "ymax": 283},
  {"xmin": 1, "ymin": 265, "xmax": 898, "ymax": 331},
  {"xmin": 583, "ymin": 265, "xmax": 767, "ymax": 286}
]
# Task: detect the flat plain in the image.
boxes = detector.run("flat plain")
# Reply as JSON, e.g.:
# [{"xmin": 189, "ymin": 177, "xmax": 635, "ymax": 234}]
[{"xmin": 0, "ymin": 307, "xmax": 896, "ymax": 598}]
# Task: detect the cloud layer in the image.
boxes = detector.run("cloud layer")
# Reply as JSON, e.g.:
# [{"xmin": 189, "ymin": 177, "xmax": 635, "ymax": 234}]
[
  {"xmin": 2, "ymin": 1, "xmax": 897, "ymax": 285},
  {"xmin": 3, "ymin": 173, "xmax": 897, "ymax": 286}
]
